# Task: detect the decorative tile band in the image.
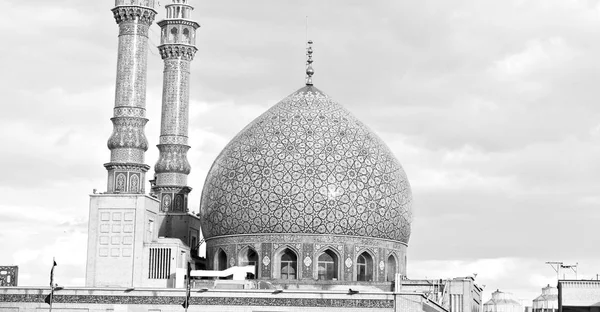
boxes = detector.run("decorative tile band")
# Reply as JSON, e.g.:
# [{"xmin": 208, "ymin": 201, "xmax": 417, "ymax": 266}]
[
  {"xmin": 114, "ymin": 106, "xmax": 146, "ymax": 118},
  {"xmin": 158, "ymin": 44, "xmax": 197, "ymax": 61},
  {"xmin": 118, "ymin": 22, "xmax": 150, "ymax": 37},
  {"xmin": 107, "ymin": 117, "xmax": 149, "ymax": 151},
  {"xmin": 205, "ymin": 234, "xmax": 408, "ymax": 280},
  {"xmin": 159, "ymin": 135, "xmax": 188, "ymax": 145},
  {"xmin": 109, "ymin": 147, "xmax": 146, "ymax": 164},
  {"xmin": 0, "ymin": 294, "xmax": 393, "ymax": 308},
  {"xmin": 112, "ymin": 6, "xmax": 156, "ymax": 26},
  {"xmin": 155, "ymin": 144, "xmax": 191, "ymax": 174},
  {"xmin": 156, "ymin": 172, "xmax": 188, "ymax": 187}
]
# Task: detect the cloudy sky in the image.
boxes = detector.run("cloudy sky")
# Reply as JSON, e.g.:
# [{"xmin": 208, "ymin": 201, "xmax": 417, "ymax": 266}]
[{"xmin": 1, "ymin": 0, "xmax": 599, "ymax": 303}]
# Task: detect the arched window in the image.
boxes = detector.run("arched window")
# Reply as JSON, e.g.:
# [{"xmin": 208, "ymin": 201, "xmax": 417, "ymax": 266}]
[
  {"xmin": 356, "ymin": 252, "xmax": 373, "ymax": 281},
  {"xmin": 239, "ymin": 247, "xmax": 258, "ymax": 279},
  {"xmin": 216, "ymin": 249, "xmax": 227, "ymax": 271},
  {"xmin": 317, "ymin": 249, "xmax": 338, "ymax": 280},
  {"xmin": 386, "ymin": 255, "xmax": 397, "ymax": 282},
  {"xmin": 169, "ymin": 27, "xmax": 178, "ymax": 43},
  {"xmin": 182, "ymin": 28, "xmax": 190, "ymax": 44},
  {"xmin": 280, "ymin": 248, "xmax": 297, "ymax": 280}
]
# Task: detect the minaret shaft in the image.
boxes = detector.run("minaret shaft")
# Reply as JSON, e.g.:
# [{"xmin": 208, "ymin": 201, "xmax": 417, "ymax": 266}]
[
  {"xmin": 156, "ymin": 58, "xmax": 192, "ymax": 187},
  {"xmin": 105, "ymin": 1, "xmax": 156, "ymax": 194},
  {"xmin": 153, "ymin": 1, "xmax": 199, "ymax": 212}
]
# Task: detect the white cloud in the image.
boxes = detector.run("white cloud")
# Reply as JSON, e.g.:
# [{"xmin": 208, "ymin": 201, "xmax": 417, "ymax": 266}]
[{"xmin": 492, "ymin": 37, "xmax": 579, "ymax": 78}]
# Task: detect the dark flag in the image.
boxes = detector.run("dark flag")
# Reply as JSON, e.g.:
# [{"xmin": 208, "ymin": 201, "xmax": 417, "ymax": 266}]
[
  {"xmin": 50, "ymin": 259, "xmax": 57, "ymax": 287},
  {"xmin": 46, "ymin": 259, "xmax": 57, "ymax": 306},
  {"xmin": 182, "ymin": 262, "xmax": 192, "ymax": 309}
]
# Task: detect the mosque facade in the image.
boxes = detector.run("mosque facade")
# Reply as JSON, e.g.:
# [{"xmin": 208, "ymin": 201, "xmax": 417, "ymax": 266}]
[{"xmin": 0, "ymin": 0, "xmax": 482, "ymax": 311}]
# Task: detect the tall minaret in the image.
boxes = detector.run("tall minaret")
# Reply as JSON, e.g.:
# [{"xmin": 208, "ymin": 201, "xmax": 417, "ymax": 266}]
[
  {"xmin": 105, "ymin": 0, "xmax": 156, "ymax": 194},
  {"xmin": 153, "ymin": 0, "xmax": 199, "ymax": 212}
]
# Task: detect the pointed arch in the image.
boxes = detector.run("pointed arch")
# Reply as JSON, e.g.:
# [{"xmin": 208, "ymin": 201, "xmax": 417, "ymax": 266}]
[
  {"xmin": 315, "ymin": 247, "xmax": 341, "ymax": 281},
  {"xmin": 129, "ymin": 173, "xmax": 139, "ymax": 193},
  {"xmin": 214, "ymin": 248, "xmax": 227, "ymax": 271},
  {"xmin": 356, "ymin": 250, "xmax": 374, "ymax": 282},
  {"xmin": 273, "ymin": 246, "xmax": 299, "ymax": 280},
  {"xmin": 238, "ymin": 246, "xmax": 259, "ymax": 278},
  {"xmin": 182, "ymin": 28, "xmax": 190, "ymax": 44},
  {"xmin": 386, "ymin": 253, "xmax": 397, "ymax": 282},
  {"xmin": 115, "ymin": 173, "xmax": 126, "ymax": 192},
  {"xmin": 169, "ymin": 27, "xmax": 178, "ymax": 43}
]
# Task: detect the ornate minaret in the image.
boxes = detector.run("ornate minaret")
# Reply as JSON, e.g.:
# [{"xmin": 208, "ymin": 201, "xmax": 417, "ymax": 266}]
[
  {"xmin": 153, "ymin": 0, "xmax": 199, "ymax": 212},
  {"xmin": 105, "ymin": 0, "xmax": 156, "ymax": 194}
]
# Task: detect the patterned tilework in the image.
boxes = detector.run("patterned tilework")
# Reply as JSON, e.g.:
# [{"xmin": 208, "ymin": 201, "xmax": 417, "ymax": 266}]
[
  {"xmin": 302, "ymin": 243, "xmax": 314, "ymax": 279},
  {"xmin": 115, "ymin": 0, "xmax": 156, "ymax": 9},
  {"xmin": 112, "ymin": 6, "xmax": 156, "ymax": 26},
  {"xmin": 152, "ymin": 10, "xmax": 199, "ymax": 211},
  {"xmin": 108, "ymin": 117, "xmax": 149, "ymax": 158},
  {"xmin": 105, "ymin": 4, "xmax": 156, "ymax": 194},
  {"xmin": 104, "ymin": 164, "xmax": 149, "ymax": 194},
  {"xmin": 0, "ymin": 266, "xmax": 18, "ymax": 286},
  {"xmin": 155, "ymin": 144, "xmax": 191, "ymax": 175},
  {"xmin": 0, "ymin": 294, "xmax": 393, "ymax": 308},
  {"xmin": 98, "ymin": 210, "xmax": 135, "ymax": 258},
  {"xmin": 200, "ymin": 85, "xmax": 412, "ymax": 243},
  {"xmin": 154, "ymin": 58, "xmax": 192, "ymax": 185},
  {"xmin": 205, "ymin": 234, "xmax": 407, "ymax": 281},
  {"xmin": 157, "ymin": 187, "xmax": 190, "ymax": 212}
]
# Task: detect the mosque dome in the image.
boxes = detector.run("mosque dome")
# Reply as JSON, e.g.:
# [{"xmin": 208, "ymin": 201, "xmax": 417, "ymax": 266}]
[{"xmin": 199, "ymin": 85, "xmax": 412, "ymax": 244}]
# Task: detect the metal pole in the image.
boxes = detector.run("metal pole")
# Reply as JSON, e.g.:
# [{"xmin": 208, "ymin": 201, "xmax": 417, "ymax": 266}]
[{"xmin": 49, "ymin": 286, "xmax": 53, "ymax": 312}]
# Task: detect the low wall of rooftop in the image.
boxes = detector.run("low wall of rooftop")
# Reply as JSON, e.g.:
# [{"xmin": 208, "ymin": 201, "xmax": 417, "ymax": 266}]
[{"xmin": 0, "ymin": 286, "xmax": 447, "ymax": 312}]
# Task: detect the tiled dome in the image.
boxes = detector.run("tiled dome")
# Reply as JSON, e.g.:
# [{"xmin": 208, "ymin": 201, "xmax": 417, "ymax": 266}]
[{"xmin": 199, "ymin": 85, "xmax": 412, "ymax": 243}]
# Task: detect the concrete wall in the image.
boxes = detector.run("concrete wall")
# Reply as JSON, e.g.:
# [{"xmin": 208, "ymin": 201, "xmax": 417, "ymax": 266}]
[{"xmin": 559, "ymin": 280, "xmax": 600, "ymax": 309}]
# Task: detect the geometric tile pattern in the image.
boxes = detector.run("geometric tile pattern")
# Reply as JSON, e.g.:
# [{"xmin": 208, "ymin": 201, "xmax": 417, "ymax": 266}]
[
  {"xmin": 0, "ymin": 293, "xmax": 394, "ymax": 308},
  {"xmin": 105, "ymin": 3, "xmax": 156, "ymax": 194},
  {"xmin": 152, "ymin": 1, "xmax": 200, "ymax": 211},
  {"xmin": 200, "ymin": 85, "xmax": 412, "ymax": 243},
  {"xmin": 0, "ymin": 266, "xmax": 18, "ymax": 286}
]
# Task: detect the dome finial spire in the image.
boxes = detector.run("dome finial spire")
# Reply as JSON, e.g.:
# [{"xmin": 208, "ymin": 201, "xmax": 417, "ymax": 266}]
[{"xmin": 305, "ymin": 40, "xmax": 314, "ymax": 85}]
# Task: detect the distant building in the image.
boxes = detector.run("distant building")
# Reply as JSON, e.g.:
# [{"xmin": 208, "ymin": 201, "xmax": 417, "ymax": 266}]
[
  {"xmin": 558, "ymin": 280, "xmax": 600, "ymax": 312},
  {"xmin": 533, "ymin": 285, "xmax": 558, "ymax": 312},
  {"xmin": 484, "ymin": 289, "xmax": 523, "ymax": 312},
  {"xmin": 0, "ymin": 266, "xmax": 18, "ymax": 286},
  {"xmin": 401, "ymin": 277, "xmax": 483, "ymax": 312}
]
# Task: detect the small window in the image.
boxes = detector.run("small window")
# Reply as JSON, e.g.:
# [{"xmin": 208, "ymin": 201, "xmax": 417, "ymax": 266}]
[{"xmin": 146, "ymin": 219, "xmax": 154, "ymax": 242}]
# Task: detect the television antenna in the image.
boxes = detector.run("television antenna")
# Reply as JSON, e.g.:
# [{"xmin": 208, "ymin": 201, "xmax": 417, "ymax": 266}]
[{"xmin": 546, "ymin": 261, "xmax": 578, "ymax": 280}]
